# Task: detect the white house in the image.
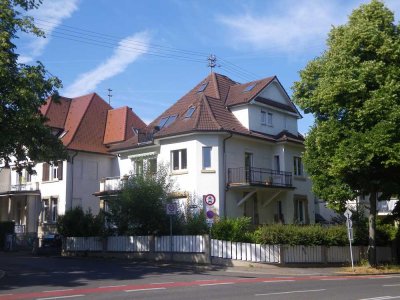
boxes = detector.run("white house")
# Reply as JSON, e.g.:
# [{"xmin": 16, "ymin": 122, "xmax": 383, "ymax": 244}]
[
  {"xmin": 95, "ymin": 73, "xmax": 315, "ymax": 225},
  {"xmin": 0, "ymin": 93, "xmax": 145, "ymax": 237}
]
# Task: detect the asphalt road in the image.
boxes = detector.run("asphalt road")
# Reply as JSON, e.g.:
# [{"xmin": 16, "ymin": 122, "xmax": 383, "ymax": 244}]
[{"xmin": 1, "ymin": 252, "xmax": 400, "ymax": 300}]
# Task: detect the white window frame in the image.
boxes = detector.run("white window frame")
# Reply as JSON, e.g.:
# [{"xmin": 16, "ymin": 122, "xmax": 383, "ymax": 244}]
[
  {"xmin": 171, "ymin": 149, "xmax": 187, "ymax": 171},
  {"xmin": 42, "ymin": 197, "xmax": 58, "ymax": 223},
  {"xmin": 267, "ymin": 112, "xmax": 273, "ymax": 126},
  {"xmin": 293, "ymin": 156, "xmax": 303, "ymax": 176},
  {"xmin": 261, "ymin": 110, "xmax": 267, "ymax": 125},
  {"xmin": 202, "ymin": 146, "xmax": 212, "ymax": 170}
]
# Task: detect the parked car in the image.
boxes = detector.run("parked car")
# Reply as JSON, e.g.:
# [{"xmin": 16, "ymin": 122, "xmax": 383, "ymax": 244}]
[{"xmin": 41, "ymin": 233, "xmax": 62, "ymax": 249}]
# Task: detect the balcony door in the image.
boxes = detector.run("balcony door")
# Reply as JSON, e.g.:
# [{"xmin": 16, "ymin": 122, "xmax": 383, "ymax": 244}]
[{"xmin": 244, "ymin": 152, "xmax": 253, "ymax": 183}]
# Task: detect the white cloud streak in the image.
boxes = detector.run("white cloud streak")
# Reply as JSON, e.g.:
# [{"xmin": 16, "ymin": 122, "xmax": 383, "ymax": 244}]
[
  {"xmin": 64, "ymin": 31, "xmax": 151, "ymax": 97},
  {"xmin": 19, "ymin": 0, "xmax": 79, "ymax": 63},
  {"xmin": 217, "ymin": 1, "xmax": 355, "ymax": 54}
]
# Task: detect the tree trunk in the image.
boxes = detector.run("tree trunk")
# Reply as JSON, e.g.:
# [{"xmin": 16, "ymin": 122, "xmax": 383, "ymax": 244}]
[{"xmin": 368, "ymin": 191, "xmax": 377, "ymax": 266}]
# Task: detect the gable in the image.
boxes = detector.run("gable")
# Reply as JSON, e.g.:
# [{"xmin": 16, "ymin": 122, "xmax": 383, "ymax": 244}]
[{"xmin": 258, "ymin": 81, "xmax": 289, "ymax": 105}]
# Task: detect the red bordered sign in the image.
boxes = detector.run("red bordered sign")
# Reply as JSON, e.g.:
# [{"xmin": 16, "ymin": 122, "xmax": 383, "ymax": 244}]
[{"xmin": 204, "ymin": 194, "xmax": 216, "ymax": 206}]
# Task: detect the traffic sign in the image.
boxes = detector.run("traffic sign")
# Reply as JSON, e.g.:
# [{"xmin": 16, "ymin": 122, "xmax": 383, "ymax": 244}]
[
  {"xmin": 206, "ymin": 210, "xmax": 214, "ymax": 219},
  {"xmin": 166, "ymin": 203, "xmax": 177, "ymax": 215},
  {"xmin": 344, "ymin": 208, "xmax": 352, "ymax": 219},
  {"xmin": 206, "ymin": 219, "xmax": 214, "ymax": 227},
  {"xmin": 204, "ymin": 194, "xmax": 216, "ymax": 206}
]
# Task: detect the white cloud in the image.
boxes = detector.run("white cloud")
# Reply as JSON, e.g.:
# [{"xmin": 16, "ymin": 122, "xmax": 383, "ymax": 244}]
[
  {"xmin": 19, "ymin": 0, "xmax": 79, "ymax": 63},
  {"xmin": 64, "ymin": 31, "xmax": 151, "ymax": 97},
  {"xmin": 217, "ymin": 1, "xmax": 353, "ymax": 54}
]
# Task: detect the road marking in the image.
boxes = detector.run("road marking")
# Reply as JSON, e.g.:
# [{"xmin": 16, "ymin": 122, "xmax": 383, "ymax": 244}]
[
  {"xmin": 151, "ymin": 282, "xmax": 175, "ymax": 285},
  {"xmin": 43, "ymin": 289, "xmax": 73, "ymax": 293},
  {"xmin": 36, "ymin": 295, "xmax": 84, "ymax": 300},
  {"xmin": 255, "ymin": 289, "xmax": 326, "ymax": 296},
  {"xmin": 124, "ymin": 287, "xmax": 166, "ymax": 292},
  {"xmin": 199, "ymin": 282, "xmax": 234, "ymax": 287},
  {"xmin": 384, "ymin": 284, "xmax": 400, "ymax": 287},
  {"xmin": 99, "ymin": 285, "xmax": 127, "ymax": 288},
  {"xmin": 263, "ymin": 280, "xmax": 295, "ymax": 283},
  {"xmin": 359, "ymin": 296, "xmax": 400, "ymax": 300}
]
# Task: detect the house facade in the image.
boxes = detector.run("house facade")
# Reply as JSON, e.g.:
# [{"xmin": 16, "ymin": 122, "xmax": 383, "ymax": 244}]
[
  {"xmin": 0, "ymin": 93, "xmax": 145, "ymax": 237},
  {"xmin": 96, "ymin": 73, "xmax": 315, "ymax": 225}
]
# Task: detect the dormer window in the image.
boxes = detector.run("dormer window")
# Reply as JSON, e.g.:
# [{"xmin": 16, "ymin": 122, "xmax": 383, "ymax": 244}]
[
  {"xmin": 158, "ymin": 117, "xmax": 169, "ymax": 128},
  {"xmin": 58, "ymin": 130, "xmax": 68, "ymax": 139},
  {"xmin": 197, "ymin": 82, "xmax": 208, "ymax": 93},
  {"xmin": 185, "ymin": 106, "xmax": 196, "ymax": 118}
]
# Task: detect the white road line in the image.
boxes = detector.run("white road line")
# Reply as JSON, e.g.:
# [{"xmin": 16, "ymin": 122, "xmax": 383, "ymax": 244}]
[
  {"xmin": 36, "ymin": 295, "xmax": 84, "ymax": 300},
  {"xmin": 384, "ymin": 284, "xmax": 400, "ymax": 287},
  {"xmin": 43, "ymin": 289, "xmax": 73, "ymax": 293},
  {"xmin": 263, "ymin": 280, "xmax": 295, "ymax": 283},
  {"xmin": 98, "ymin": 285, "xmax": 127, "ymax": 288},
  {"xmin": 151, "ymin": 282, "xmax": 175, "ymax": 284},
  {"xmin": 199, "ymin": 282, "xmax": 234, "ymax": 287},
  {"xmin": 359, "ymin": 296, "xmax": 400, "ymax": 300},
  {"xmin": 255, "ymin": 289, "xmax": 326, "ymax": 296},
  {"xmin": 124, "ymin": 287, "xmax": 166, "ymax": 292}
]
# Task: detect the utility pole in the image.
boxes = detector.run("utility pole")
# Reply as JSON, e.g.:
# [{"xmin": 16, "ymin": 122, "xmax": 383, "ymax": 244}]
[
  {"xmin": 207, "ymin": 54, "xmax": 217, "ymax": 74},
  {"xmin": 107, "ymin": 88, "xmax": 112, "ymax": 105}
]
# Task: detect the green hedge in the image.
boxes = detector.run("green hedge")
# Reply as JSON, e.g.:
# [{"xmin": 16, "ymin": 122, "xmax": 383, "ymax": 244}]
[{"xmin": 210, "ymin": 218, "xmax": 397, "ymax": 246}]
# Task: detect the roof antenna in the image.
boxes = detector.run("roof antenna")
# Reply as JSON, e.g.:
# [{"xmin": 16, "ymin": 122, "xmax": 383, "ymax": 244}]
[
  {"xmin": 107, "ymin": 88, "xmax": 112, "ymax": 105},
  {"xmin": 207, "ymin": 54, "xmax": 217, "ymax": 74}
]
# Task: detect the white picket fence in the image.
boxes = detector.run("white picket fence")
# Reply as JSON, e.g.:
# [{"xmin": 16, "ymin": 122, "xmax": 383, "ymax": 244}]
[
  {"xmin": 211, "ymin": 239, "xmax": 280, "ymax": 263},
  {"xmin": 107, "ymin": 236, "xmax": 150, "ymax": 252},
  {"xmin": 155, "ymin": 235, "xmax": 204, "ymax": 252},
  {"xmin": 65, "ymin": 237, "xmax": 103, "ymax": 252}
]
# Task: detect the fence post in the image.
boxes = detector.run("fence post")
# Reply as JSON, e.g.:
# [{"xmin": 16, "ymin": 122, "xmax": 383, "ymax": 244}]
[
  {"xmin": 203, "ymin": 234, "xmax": 211, "ymax": 264},
  {"xmin": 279, "ymin": 245, "xmax": 285, "ymax": 264}
]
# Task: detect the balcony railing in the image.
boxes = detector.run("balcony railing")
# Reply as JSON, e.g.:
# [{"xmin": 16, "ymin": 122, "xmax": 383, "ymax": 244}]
[
  {"xmin": 10, "ymin": 182, "xmax": 39, "ymax": 192},
  {"xmin": 228, "ymin": 167, "xmax": 292, "ymax": 188},
  {"xmin": 100, "ymin": 176, "xmax": 128, "ymax": 192},
  {"xmin": 377, "ymin": 200, "xmax": 398, "ymax": 214}
]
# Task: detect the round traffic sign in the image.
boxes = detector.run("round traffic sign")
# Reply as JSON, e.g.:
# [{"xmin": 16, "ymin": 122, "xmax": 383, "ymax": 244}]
[
  {"xmin": 204, "ymin": 194, "xmax": 216, "ymax": 206},
  {"xmin": 206, "ymin": 210, "xmax": 214, "ymax": 219}
]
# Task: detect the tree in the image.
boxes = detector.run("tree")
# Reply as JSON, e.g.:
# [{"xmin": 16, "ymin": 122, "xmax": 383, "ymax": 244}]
[
  {"xmin": 106, "ymin": 164, "xmax": 176, "ymax": 235},
  {"xmin": 0, "ymin": 0, "xmax": 66, "ymax": 173},
  {"xmin": 292, "ymin": 0, "xmax": 400, "ymax": 265},
  {"xmin": 57, "ymin": 207, "xmax": 105, "ymax": 237}
]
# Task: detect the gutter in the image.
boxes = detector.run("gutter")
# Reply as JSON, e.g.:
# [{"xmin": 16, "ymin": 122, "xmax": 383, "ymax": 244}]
[
  {"xmin": 222, "ymin": 132, "xmax": 233, "ymax": 218},
  {"xmin": 69, "ymin": 151, "xmax": 79, "ymax": 210}
]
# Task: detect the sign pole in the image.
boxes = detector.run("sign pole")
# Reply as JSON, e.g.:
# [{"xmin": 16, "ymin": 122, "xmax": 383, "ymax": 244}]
[
  {"xmin": 170, "ymin": 214, "xmax": 173, "ymax": 262},
  {"xmin": 344, "ymin": 209, "xmax": 354, "ymax": 271},
  {"xmin": 348, "ymin": 220, "xmax": 354, "ymax": 271}
]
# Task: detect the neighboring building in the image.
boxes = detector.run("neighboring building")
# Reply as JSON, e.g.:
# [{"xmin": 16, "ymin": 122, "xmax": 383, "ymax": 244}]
[
  {"xmin": 0, "ymin": 93, "xmax": 145, "ymax": 237},
  {"xmin": 347, "ymin": 194, "xmax": 398, "ymax": 218},
  {"xmin": 96, "ymin": 73, "xmax": 315, "ymax": 225}
]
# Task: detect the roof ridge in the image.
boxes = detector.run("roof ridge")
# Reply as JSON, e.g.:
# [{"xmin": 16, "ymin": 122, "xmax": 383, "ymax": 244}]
[
  {"xmin": 65, "ymin": 93, "xmax": 96, "ymax": 149},
  {"xmin": 211, "ymin": 73, "xmax": 220, "ymax": 100},
  {"xmin": 203, "ymin": 95, "xmax": 222, "ymax": 130}
]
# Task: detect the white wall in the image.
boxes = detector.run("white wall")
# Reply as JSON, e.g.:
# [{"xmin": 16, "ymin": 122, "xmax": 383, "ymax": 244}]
[
  {"xmin": 230, "ymin": 106, "xmax": 249, "ymax": 129},
  {"xmin": 258, "ymin": 81, "xmax": 289, "ymax": 105}
]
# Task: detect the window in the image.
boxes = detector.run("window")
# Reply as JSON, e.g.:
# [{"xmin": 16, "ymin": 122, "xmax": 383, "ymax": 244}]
[
  {"xmin": 261, "ymin": 110, "xmax": 266, "ymax": 125},
  {"xmin": 202, "ymin": 147, "xmax": 212, "ymax": 169},
  {"xmin": 267, "ymin": 112, "xmax": 273, "ymax": 126},
  {"xmin": 134, "ymin": 160, "xmax": 143, "ymax": 175},
  {"xmin": 185, "ymin": 106, "xmax": 196, "ymax": 118},
  {"xmin": 197, "ymin": 82, "xmax": 208, "ymax": 92},
  {"xmin": 274, "ymin": 155, "xmax": 280, "ymax": 172},
  {"xmin": 293, "ymin": 156, "xmax": 303, "ymax": 176},
  {"xmin": 148, "ymin": 158, "xmax": 157, "ymax": 174},
  {"xmin": 158, "ymin": 115, "xmax": 178, "ymax": 129},
  {"xmin": 42, "ymin": 161, "xmax": 63, "ymax": 181},
  {"xmin": 243, "ymin": 83, "xmax": 256, "ymax": 92},
  {"xmin": 294, "ymin": 196, "xmax": 308, "ymax": 224},
  {"xmin": 42, "ymin": 197, "xmax": 58, "ymax": 223},
  {"xmin": 171, "ymin": 149, "xmax": 187, "ymax": 171},
  {"xmin": 158, "ymin": 117, "xmax": 169, "ymax": 128}
]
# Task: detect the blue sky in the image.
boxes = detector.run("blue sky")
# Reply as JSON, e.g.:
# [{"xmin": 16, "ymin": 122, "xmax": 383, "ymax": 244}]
[{"xmin": 17, "ymin": 0, "xmax": 400, "ymax": 134}]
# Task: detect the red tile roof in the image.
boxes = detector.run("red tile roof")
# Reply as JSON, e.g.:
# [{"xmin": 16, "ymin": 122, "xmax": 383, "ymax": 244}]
[
  {"xmin": 110, "ymin": 72, "xmax": 304, "ymax": 152},
  {"xmin": 41, "ymin": 93, "xmax": 145, "ymax": 154}
]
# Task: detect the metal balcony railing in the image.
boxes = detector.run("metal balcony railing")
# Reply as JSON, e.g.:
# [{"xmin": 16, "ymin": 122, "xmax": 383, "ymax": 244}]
[
  {"xmin": 228, "ymin": 167, "xmax": 292, "ymax": 187},
  {"xmin": 10, "ymin": 182, "xmax": 39, "ymax": 192}
]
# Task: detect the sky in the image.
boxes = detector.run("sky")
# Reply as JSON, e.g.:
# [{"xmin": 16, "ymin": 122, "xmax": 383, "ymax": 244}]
[{"xmin": 16, "ymin": 0, "xmax": 400, "ymax": 134}]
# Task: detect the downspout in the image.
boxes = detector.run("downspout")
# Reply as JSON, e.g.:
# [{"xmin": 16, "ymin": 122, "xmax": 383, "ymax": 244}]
[
  {"xmin": 222, "ymin": 132, "xmax": 233, "ymax": 218},
  {"xmin": 69, "ymin": 151, "xmax": 79, "ymax": 210}
]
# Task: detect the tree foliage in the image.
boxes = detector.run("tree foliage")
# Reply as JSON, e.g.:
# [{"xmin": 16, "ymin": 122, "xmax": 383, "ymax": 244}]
[
  {"xmin": 106, "ymin": 165, "xmax": 175, "ymax": 235},
  {"xmin": 0, "ymin": 0, "xmax": 66, "ymax": 173},
  {"xmin": 292, "ymin": 0, "xmax": 400, "ymax": 264},
  {"xmin": 57, "ymin": 207, "xmax": 105, "ymax": 237}
]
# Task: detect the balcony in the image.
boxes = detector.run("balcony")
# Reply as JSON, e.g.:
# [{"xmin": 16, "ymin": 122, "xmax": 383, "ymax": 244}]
[
  {"xmin": 228, "ymin": 167, "xmax": 293, "ymax": 188},
  {"xmin": 0, "ymin": 182, "xmax": 40, "ymax": 194},
  {"xmin": 377, "ymin": 199, "xmax": 398, "ymax": 215},
  {"xmin": 99, "ymin": 176, "xmax": 128, "ymax": 193}
]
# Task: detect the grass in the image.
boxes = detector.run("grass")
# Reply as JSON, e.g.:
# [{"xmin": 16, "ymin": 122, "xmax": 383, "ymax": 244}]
[{"xmin": 340, "ymin": 264, "xmax": 400, "ymax": 274}]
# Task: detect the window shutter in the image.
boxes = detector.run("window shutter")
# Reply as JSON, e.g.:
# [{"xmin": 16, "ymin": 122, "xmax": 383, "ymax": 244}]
[
  {"xmin": 42, "ymin": 163, "xmax": 49, "ymax": 181},
  {"xmin": 57, "ymin": 161, "xmax": 63, "ymax": 180}
]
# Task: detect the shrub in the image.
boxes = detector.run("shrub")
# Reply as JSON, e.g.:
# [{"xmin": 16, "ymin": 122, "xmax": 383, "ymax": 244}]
[
  {"xmin": 211, "ymin": 217, "xmax": 253, "ymax": 242},
  {"xmin": 57, "ymin": 207, "xmax": 105, "ymax": 237},
  {"xmin": 182, "ymin": 210, "xmax": 208, "ymax": 235}
]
